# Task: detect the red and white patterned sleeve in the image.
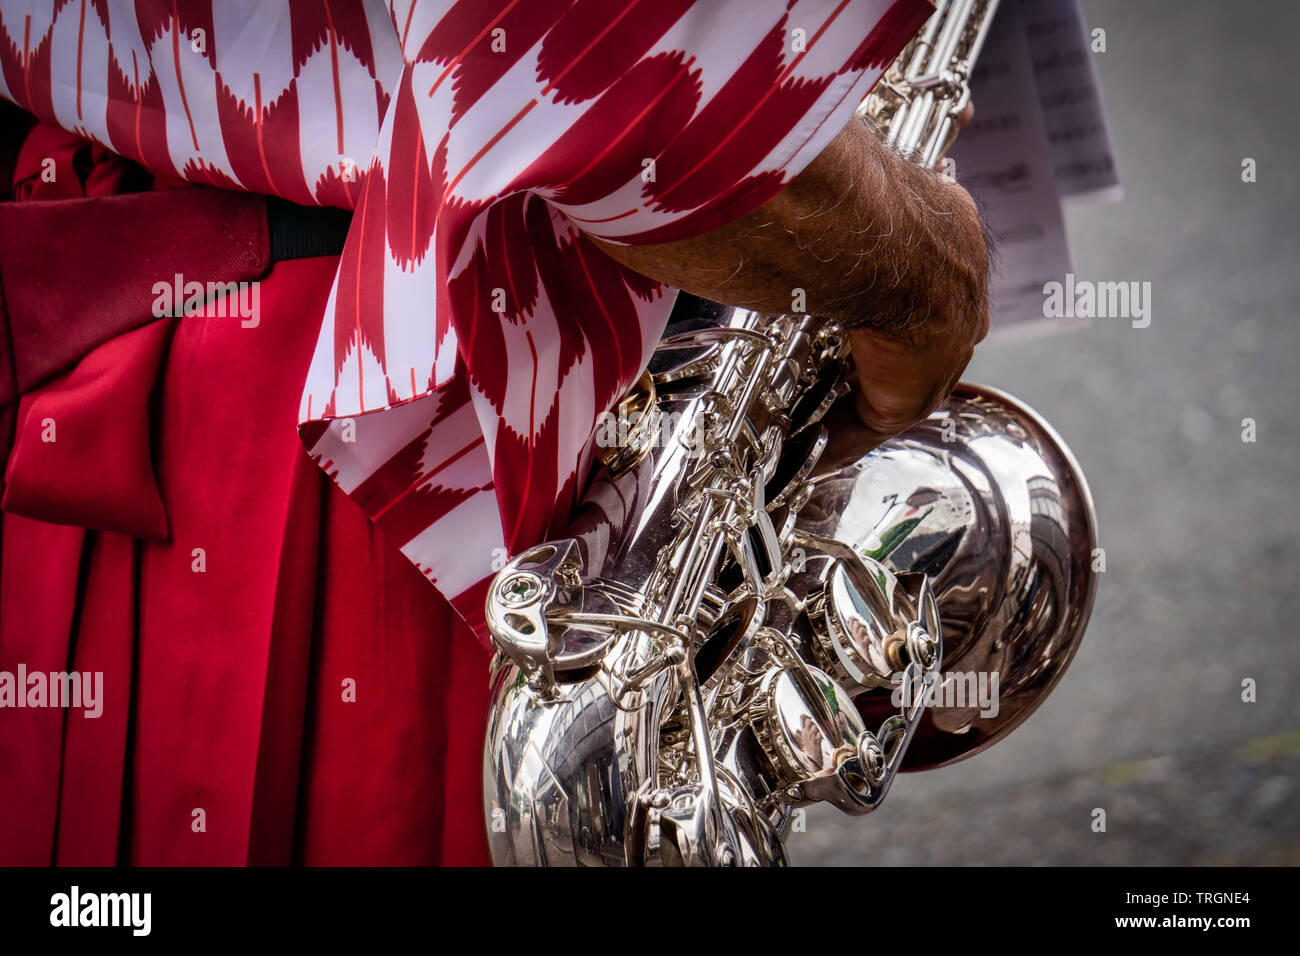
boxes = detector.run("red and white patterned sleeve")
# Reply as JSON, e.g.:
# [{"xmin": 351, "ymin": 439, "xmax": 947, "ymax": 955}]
[
  {"xmin": 0, "ymin": 1, "xmax": 402, "ymax": 205},
  {"xmin": 530, "ymin": 0, "xmax": 932, "ymax": 246}
]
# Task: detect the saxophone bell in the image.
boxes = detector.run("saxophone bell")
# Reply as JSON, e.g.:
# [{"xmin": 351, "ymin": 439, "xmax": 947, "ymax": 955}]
[{"xmin": 797, "ymin": 383, "xmax": 1099, "ymax": 771}]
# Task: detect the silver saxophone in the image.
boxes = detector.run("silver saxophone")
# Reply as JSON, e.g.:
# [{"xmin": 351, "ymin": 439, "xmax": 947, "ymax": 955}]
[{"xmin": 482, "ymin": 0, "xmax": 1097, "ymax": 866}]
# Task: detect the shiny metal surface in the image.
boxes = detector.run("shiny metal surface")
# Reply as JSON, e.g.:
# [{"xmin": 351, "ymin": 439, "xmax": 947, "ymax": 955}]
[
  {"xmin": 480, "ymin": 0, "xmax": 1094, "ymax": 867},
  {"xmin": 807, "ymin": 555, "xmax": 939, "ymax": 692},
  {"xmin": 860, "ymin": 0, "xmax": 1001, "ymax": 167},
  {"xmin": 483, "ymin": 306, "xmax": 953, "ymax": 866},
  {"xmin": 758, "ymin": 665, "xmax": 867, "ymax": 778},
  {"xmin": 480, "ymin": 308, "xmax": 1096, "ymax": 864},
  {"xmin": 799, "ymin": 384, "xmax": 1099, "ymax": 769}
]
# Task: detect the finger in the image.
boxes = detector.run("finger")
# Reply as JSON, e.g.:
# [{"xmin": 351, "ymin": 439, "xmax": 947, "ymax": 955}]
[
  {"xmin": 848, "ymin": 330, "xmax": 960, "ymax": 436},
  {"xmin": 973, "ymin": 302, "xmax": 991, "ymax": 344},
  {"xmin": 853, "ymin": 372, "xmax": 934, "ymax": 437}
]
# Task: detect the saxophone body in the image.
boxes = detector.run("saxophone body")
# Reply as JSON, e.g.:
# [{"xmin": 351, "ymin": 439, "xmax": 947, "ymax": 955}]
[{"xmin": 482, "ymin": 0, "xmax": 1097, "ymax": 866}]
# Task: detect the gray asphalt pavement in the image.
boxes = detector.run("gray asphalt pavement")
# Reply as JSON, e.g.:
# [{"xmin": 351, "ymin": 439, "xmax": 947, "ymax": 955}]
[{"xmin": 797, "ymin": 0, "xmax": 1300, "ymax": 865}]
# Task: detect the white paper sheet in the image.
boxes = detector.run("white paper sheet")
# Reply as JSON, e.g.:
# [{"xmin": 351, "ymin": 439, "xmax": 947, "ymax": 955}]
[
  {"xmin": 945, "ymin": 0, "xmax": 1120, "ymax": 337},
  {"xmin": 1019, "ymin": 0, "xmax": 1123, "ymax": 204}
]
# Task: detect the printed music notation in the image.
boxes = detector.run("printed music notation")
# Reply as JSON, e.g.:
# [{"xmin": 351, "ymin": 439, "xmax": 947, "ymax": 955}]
[
  {"xmin": 1024, "ymin": 0, "xmax": 1121, "ymax": 203},
  {"xmin": 947, "ymin": 0, "xmax": 1121, "ymax": 336}
]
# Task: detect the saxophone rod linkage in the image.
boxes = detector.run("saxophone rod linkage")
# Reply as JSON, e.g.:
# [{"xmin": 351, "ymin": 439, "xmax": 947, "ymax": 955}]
[
  {"xmin": 546, "ymin": 610, "xmax": 688, "ymax": 643},
  {"xmin": 656, "ymin": 327, "xmax": 773, "ymax": 351}
]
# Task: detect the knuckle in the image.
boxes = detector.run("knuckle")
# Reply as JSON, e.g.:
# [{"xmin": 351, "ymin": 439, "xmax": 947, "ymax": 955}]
[{"xmin": 866, "ymin": 398, "xmax": 928, "ymax": 434}]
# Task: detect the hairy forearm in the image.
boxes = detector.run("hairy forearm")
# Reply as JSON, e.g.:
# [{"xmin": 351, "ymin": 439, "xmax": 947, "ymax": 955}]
[
  {"xmin": 593, "ymin": 114, "xmax": 991, "ymax": 447},
  {"xmin": 591, "ymin": 117, "xmax": 989, "ymax": 343}
]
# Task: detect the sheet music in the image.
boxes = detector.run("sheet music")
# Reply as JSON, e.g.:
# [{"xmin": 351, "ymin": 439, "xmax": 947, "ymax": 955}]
[
  {"xmin": 947, "ymin": 0, "xmax": 1077, "ymax": 335},
  {"xmin": 1019, "ymin": 0, "xmax": 1122, "ymax": 203},
  {"xmin": 945, "ymin": 0, "xmax": 1120, "ymax": 337}
]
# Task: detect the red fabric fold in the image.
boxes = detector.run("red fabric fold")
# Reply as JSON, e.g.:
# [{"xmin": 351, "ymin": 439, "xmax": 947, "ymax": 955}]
[
  {"xmin": 0, "ymin": 189, "xmax": 267, "ymax": 395},
  {"xmin": 0, "ymin": 515, "xmax": 86, "ymax": 864},
  {"xmin": 3, "ymin": 319, "xmax": 172, "ymax": 539},
  {"xmin": 54, "ymin": 531, "xmax": 137, "ymax": 866},
  {"xmin": 0, "ymin": 173, "xmax": 271, "ymax": 538},
  {"xmin": 0, "ymin": 253, "xmax": 492, "ymax": 867},
  {"xmin": 12, "ymin": 123, "xmax": 141, "ymax": 201}
]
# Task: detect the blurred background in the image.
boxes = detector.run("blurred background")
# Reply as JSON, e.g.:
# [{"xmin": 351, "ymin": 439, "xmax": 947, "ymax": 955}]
[{"xmin": 794, "ymin": 0, "xmax": 1300, "ymax": 865}]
